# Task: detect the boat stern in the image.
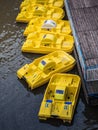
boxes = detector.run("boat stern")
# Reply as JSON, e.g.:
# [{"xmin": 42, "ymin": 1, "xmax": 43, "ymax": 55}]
[
  {"xmin": 17, "ymin": 64, "xmax": 29, "ymax": 79},
  {"xmin": 38, "ymin": 100, "xmax": 52, "ymax": 119}
]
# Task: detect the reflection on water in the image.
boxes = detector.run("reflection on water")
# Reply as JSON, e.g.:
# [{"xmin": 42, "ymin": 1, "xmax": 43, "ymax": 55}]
[{"xmin": 0, "ymin": 0, "xmax": 98, "ymax": 130}]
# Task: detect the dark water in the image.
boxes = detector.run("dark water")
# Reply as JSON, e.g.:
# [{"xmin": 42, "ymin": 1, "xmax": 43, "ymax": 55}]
[{"xmin": 0, "ymin": 0, "xmax": 98, "ymax": 130}]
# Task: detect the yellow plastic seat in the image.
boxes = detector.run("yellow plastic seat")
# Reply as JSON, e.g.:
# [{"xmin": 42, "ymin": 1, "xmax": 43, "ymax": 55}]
[
  {"xmin": 21, "ymin": 32, "xmax": 74, "ymax": 54},
  {"xmin": 16, "ymin": 4, "xmax": 65, "ymax": 23},
  {"xmin": 17, "ymin": 51, "xmax": 76, "ymax": 89},
  {"xmin": 38, "ymin": 73, "xmax": 81, "ymax": 123},
  {"xmin": 23, "ymin": 17, "xmax": 72, "ymax": 36}
]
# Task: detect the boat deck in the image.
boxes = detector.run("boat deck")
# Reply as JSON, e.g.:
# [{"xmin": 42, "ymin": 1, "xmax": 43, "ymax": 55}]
[{"xmin": 64, "ymin": 0, "xmax": 98, "ymax": 105}]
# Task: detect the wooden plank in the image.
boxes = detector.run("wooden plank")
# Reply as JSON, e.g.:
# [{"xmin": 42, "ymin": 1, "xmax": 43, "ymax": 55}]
[
  {"xmin": 68, "ymin": 0, "xmax": 98, "ymax": 9},
  {"xmin": 65, "ymin": 0, "xmax": 98, "ymax": 81},
  {"xmin": 74, "ymin": 48, "xmax": 98, "ymax": 105},
  {"xmin": 65, "ymin": 0, "xmax": 98, "ymax": 105}
]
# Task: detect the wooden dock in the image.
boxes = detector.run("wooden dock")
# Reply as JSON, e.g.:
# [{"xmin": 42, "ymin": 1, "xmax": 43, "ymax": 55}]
[
  {"xmin": 64, "ymin": 0, "xmax": 98, "ymax": 105},
  {"xmin": 74, "ymin": 48, "xmax": 98, "ymax": 105}
]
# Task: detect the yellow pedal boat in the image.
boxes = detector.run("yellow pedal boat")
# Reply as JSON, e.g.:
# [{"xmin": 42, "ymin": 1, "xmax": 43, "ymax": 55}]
[
  {"xmin": 16, "ymin": 4, "xmax": 65, "ymax": 23},
  {"xmin": 38, "ymin": 73, "xmax": 81, "ymax": 123},
  {"xmin": 23, "ymin": 18, "xmax": 72, "ymax": 36},
  {"xmin": 20, "ymin": 0, "xmax": 64, "ymax": 8},
  {"xmin": 17, "ymin": 51, "xmax": 76, "ymax": 89},
  {"xmin": 22, "ymin": 32, "xmax": 74, "ymax": 54}
]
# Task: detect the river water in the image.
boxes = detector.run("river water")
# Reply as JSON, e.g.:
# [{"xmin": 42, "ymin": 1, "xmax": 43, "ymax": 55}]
[{"xmin": 0, "ymin": 0, "xmax": 98, "ymax": 130}]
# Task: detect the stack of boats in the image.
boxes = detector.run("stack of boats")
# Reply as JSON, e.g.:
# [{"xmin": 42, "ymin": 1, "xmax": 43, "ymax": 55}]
[{"xmin": 16, "ymin": 0, "xmax": 81, "ymax": 123}]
